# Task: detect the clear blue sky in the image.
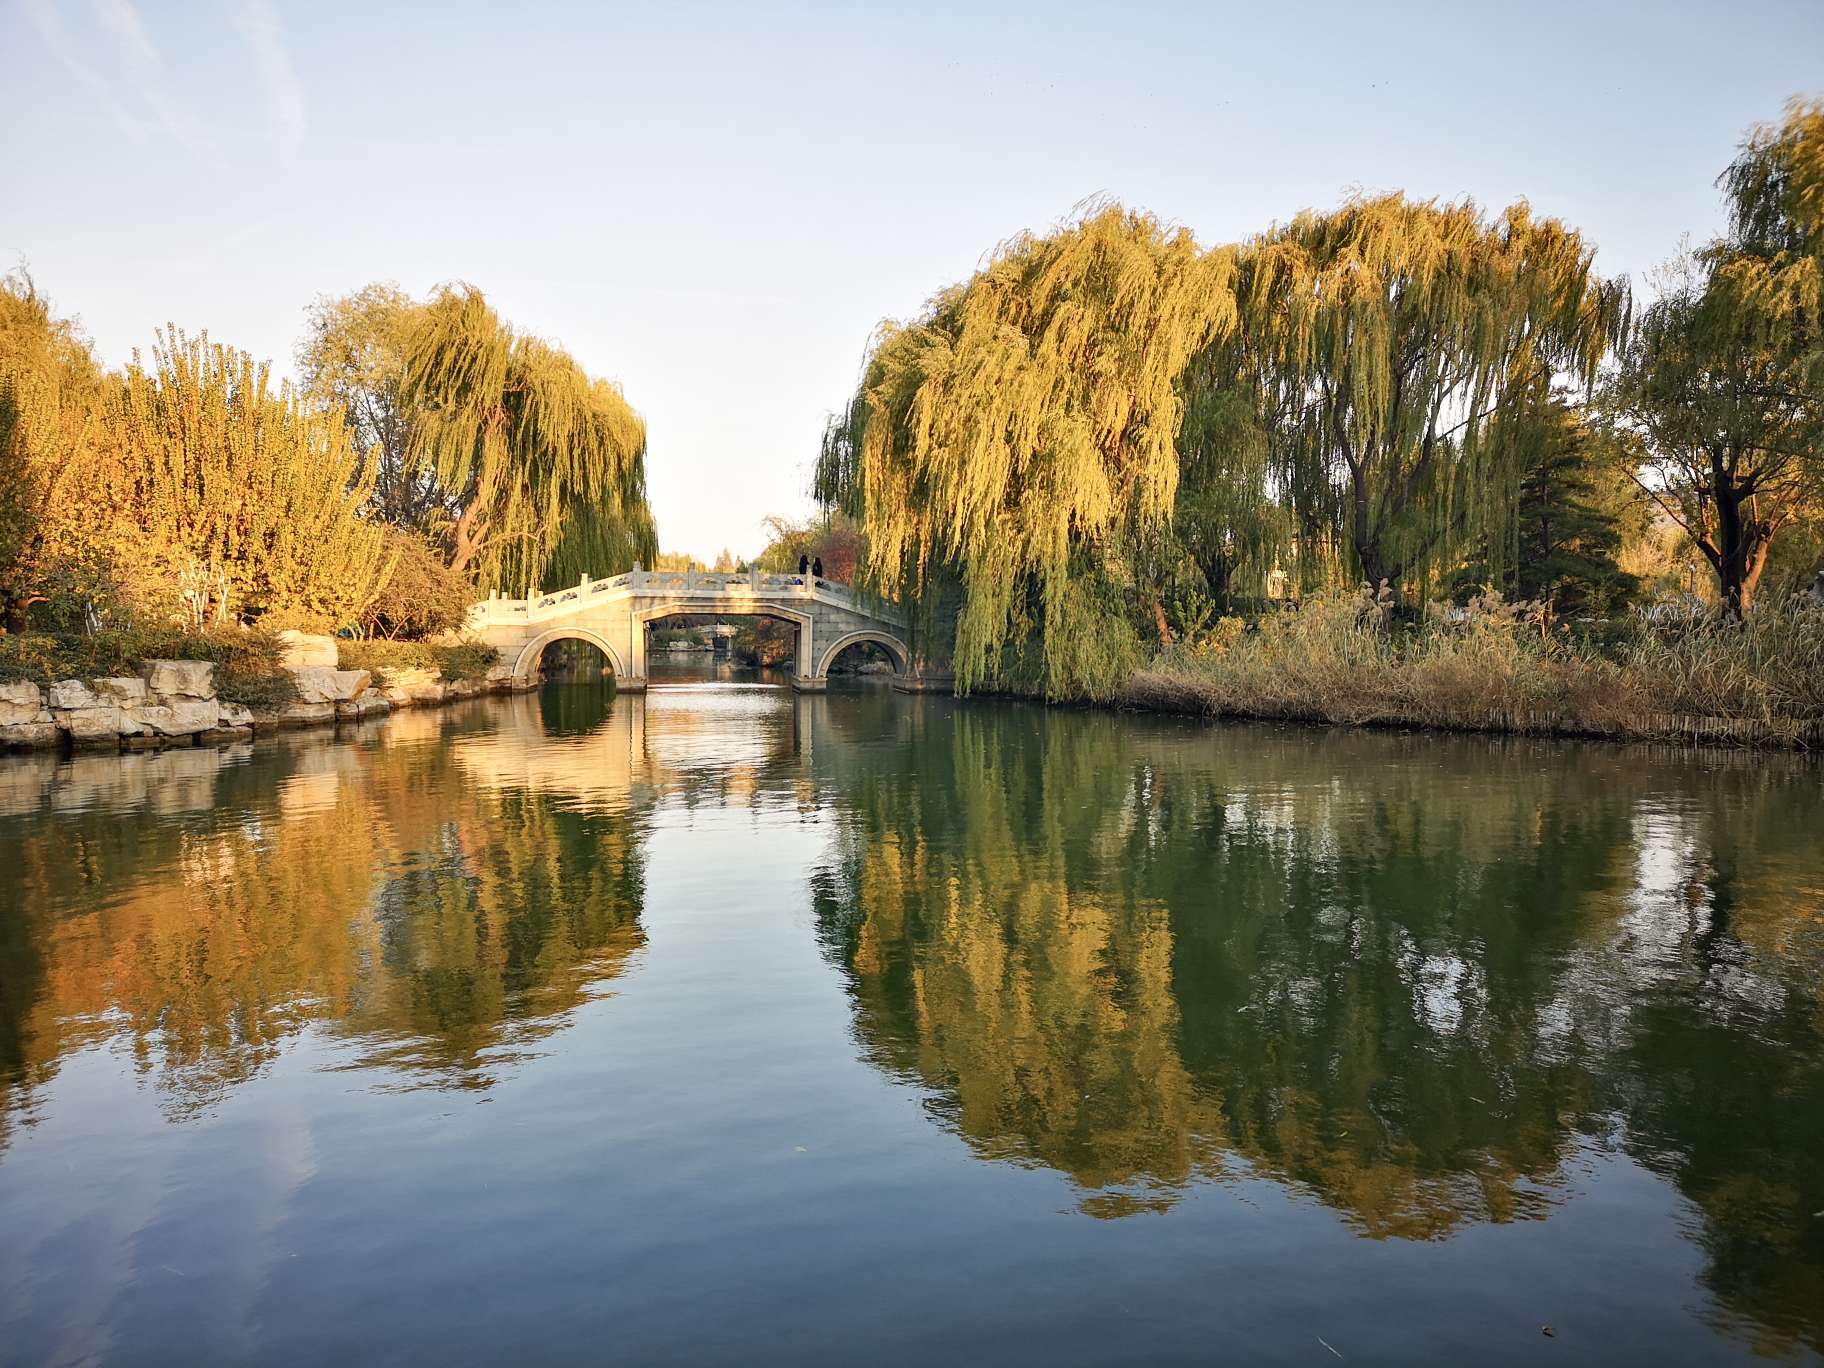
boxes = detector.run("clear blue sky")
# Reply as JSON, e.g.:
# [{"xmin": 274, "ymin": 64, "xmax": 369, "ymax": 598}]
[{"xmin": 5, "ymin": 0, "xmax": 1821, "ymax": 561}]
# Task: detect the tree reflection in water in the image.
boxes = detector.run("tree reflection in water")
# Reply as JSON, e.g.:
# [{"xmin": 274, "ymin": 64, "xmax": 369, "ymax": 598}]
[
  {"xmin": 810, "ymin": 706, "xmax": 1824, "ymax": 1353},
  {"xmin": 0, "ymin": 698, "xmax": 647, "ymax": 1128}
]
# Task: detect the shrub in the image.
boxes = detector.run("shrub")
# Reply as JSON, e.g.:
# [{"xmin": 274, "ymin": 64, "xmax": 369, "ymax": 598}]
[{"xmin": 359, "ymin": 527, "xmax": 474, "ymax": 640}]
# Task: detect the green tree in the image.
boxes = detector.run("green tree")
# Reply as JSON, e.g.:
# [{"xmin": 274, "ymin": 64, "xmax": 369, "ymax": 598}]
[
  {"xmin": 401, "ymin": 285, "xmax": 655, "ymax": 593},
  {"xmin": 1229, "ymin": 194, "xmax": 1627, "ymax": 596},
  {"xmin": 297, "ymin": 283, "xmax": 436, "ymax": 528},
  {"xmin": 1714, "ymin": 98, "xmax": 1823, "ymax": 391},
  {"xmin": 1609, "ymin": 251, "xmax": 1819, "ymax": 615},
  {"xmin": 1610, "ymin": 100, "xmax": 1824, "ymax": 616},
  {"xmin": 1163, "ymin": 349, "xmax": 1283, "ymax": 614},
  {"xmin": 1456, "ymin": 390, "xmax": 1642, "ymax": 615}
]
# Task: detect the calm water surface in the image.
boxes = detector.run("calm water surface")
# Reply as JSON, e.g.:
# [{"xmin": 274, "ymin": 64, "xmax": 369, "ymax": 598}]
[{"xmin": 2, "ymin": 677, "xmax": 1822, "ymax": 1366}]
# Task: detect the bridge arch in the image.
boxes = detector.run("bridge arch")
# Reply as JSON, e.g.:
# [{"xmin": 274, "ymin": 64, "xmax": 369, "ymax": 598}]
[
  {"xmin": 636, "ymin": 601, "xmax": 815, "ymax": 676},
  {"xmin": 512, "ymin": 627, "xmax": 627, "ymax": 682},
  {"xmin": 815, "ymin": 629, "xmax": 911, "ymax": 679}
]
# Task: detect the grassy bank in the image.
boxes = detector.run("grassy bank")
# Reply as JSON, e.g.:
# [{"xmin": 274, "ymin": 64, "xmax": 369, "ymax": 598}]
[{"xmin": 1123, "ymin": 592, "xmax": 1824, "ymax": 748}]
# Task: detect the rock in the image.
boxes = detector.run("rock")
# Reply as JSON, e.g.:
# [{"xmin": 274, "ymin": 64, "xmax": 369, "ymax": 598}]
[
  {"xmin": 121, "ymin": 733, "xmax": 179, "ymax": 751},
  {"xmin": 0, "ymin": 680, "xmax": 46, "ymax": 725},
  {"xmin": 379, "ymin": 667, "xmax": 445, "ymax": 707},
  {"xmin": 277, "ymin": 630, "xmax": 338, "ymax": 670},
  {"xmin": 56, "ymin": 704, "xmax": 141, "ymax": 742},
  {"xmin": 129, "ymin": 697, "xmax": 221, "ymax": 736},
  {"xmin": 335, "ymin": 695, "xmax": 391, "ymax": 719},
  {"xmin": 218, "ymin": 702, "xmax": 255, "ymax": 728},
  {"xmin": 381, "ymin": 681, "xmax": 444, "ymax": 708},
  {"xmin": 286, "ymin": 667, "xmax": 337, "ymax": 703},
  {"xmin": 0, "ymin": 721, "xmax": 60, "ymax": 751},
  {"xmin": 259, "ymin": 701, "xmax": 335, "ymax": 728},
  {"xmin": 48, "ymin": 679, "xmax": 99, "ymax": 711},
  {"xmin": 139, "ymin": 659, "xmax": 216, "ymax": 699},
  {"xmin": 287, "ymin": 666, "xmax": 371, "ymax": 704},
  {"xmin": 197, "ymin": 726, "xmax": 254, "ymax": 745},
  {"xmin": 92, "ymin": 676, "xmax": 149, "ymax": 706}
]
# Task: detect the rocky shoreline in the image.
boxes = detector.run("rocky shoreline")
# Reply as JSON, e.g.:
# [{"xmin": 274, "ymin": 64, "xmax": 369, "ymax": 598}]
[{"xmin": 0, "ymin": 633, "xmax": 527, "ymax": 756}]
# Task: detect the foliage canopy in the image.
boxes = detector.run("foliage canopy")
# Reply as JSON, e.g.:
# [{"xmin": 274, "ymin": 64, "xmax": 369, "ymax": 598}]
[
  {"xmin": 300, "ymin": 283, "xmax": 658, "ymax": 596},
  {"xmin": 399, "ymin": 285, "xmax": 656, "ymax": 593},
  {"xmin": 819, "ymin": 206, "xmax": 1238, "ymax": 698},
  {"xmin": 1231, "ymin": 193, "xmax": 1629, "ymax": 593}
]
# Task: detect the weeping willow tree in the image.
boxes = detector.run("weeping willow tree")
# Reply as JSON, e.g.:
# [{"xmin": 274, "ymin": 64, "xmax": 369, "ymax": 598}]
[
  {"xmin": 818, "ymin": 207, "xmax": 1238, "ymax": 698},
  {"xmin": 303, "ymin": 284, "xmax": 657, "ymax": 597},
  {"xmin": 1714, "ymin": 98, "xmax": 1823, "ymax": 389},
  {"xmin": 397, "ymin": 286, "xmax": 656, "ymax": 595},
  {"xmin": 1231, "ymin": 194, "xmax": 1629, "ymax": 595},
  {"xmin": 1164, "ymin": 345, "xmax": 1283, "ymax": 608}
]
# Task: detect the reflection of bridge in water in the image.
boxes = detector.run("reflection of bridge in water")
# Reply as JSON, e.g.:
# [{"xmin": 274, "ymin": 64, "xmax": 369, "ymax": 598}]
[
  {"xmin": 450, "ymin": 682, "xmax": 914, "ymax": 815},
  {"xmin": 466, "ymin": 569, "xmax": 944, "ymax": 694}
]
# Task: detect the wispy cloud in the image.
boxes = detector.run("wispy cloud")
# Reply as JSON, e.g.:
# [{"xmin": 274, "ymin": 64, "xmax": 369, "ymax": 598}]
[
  {"xmin": 88, "ymin": 0, "xmax": 159, "ymax": 70},
  {"xmin": 231, "ymin": 0, "xmax": 307, "ymax": 148},
  {"xmin": 20, "ymin": 0, "xmax": 149, "ymax": 144},
  {"xmin": 85, "ymin": 0, "xmax": 218, "ymax": 160}
]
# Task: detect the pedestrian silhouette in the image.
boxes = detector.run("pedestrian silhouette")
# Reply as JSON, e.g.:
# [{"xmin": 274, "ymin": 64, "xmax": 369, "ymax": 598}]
[
  {"xmin": 812, "ymin": 556, "xmax": 823, "ymax": 579},
  {"xmin": 798, "ymin": 554, "xmax": 809, "ymax": 575}
]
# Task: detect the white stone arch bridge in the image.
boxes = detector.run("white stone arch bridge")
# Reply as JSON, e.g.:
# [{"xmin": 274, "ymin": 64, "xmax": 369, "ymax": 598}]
[{"xmin": 466, "ymin": 568, "xmax": 942, "ymax": 693}]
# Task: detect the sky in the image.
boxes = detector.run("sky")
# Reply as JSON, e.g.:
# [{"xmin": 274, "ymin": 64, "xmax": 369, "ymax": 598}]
[{"xmin": 4, "ymin": 0, "xmax": 1821, "ymax": 562}]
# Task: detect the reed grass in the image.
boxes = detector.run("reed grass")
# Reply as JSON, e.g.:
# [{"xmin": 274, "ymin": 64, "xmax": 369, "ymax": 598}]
[{"xmin": 1125, "ymin": 590, "xmax": 1824, "ymax": 747}]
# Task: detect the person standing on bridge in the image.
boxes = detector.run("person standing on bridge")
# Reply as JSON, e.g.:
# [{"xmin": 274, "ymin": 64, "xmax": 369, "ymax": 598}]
[
  {"xmin": 812, "ymin": 556, "xmax": 823, "ymax": 579},
  {"xmin": 798, "ymin": 554, "xmax": 809, "ymax": 576}
]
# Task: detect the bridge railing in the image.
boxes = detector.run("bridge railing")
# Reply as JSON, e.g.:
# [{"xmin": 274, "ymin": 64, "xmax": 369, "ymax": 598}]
[{"xmin": 464, "ymin": 567, "xmax": 879, "ymax": 630}]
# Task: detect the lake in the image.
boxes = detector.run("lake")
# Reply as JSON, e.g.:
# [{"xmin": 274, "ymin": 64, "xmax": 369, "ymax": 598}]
[{"xmin": 2, "ymin": 677, "xmax": 1821, "ymax": 1366}]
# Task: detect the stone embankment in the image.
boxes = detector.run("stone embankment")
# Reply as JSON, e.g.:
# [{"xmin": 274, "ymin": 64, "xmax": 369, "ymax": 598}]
[{"xmin": 0, "ymin": 633, "xmax": 525, "ymax": 755}]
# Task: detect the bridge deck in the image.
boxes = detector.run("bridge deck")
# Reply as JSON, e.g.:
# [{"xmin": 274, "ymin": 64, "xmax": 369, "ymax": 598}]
[{"xmin": 465, "ymin": 569, "xmax": 938, "ymax": 693}]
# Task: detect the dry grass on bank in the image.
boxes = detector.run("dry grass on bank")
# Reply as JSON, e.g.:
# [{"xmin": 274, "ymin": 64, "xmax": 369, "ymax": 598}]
[{"xmin": 1125, "ymin": 591, "xmax": 1824, "ymax": 747}]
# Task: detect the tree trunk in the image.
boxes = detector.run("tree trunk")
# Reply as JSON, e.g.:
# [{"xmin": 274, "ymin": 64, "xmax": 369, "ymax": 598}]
[
  {"xmin": 448, "ymin": 502, "xmax": 487, "ymax": 576},
  {"xmin": 1351, "ymin": 474, "xmax": 1384, "ymax": 590},
  {"xmin": 1710, "ymin": 464, "xmax": 1770, "ymax": 617}
]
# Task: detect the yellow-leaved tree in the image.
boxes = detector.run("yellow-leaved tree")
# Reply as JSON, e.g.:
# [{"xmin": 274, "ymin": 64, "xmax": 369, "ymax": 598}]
[
  {"xmin": 99, "ymin": 331, "xmax": 395, "ymax": 630},
  {"xmin": 818, "ymin": 206, "xmax": 1238, "ymax": 699}
]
